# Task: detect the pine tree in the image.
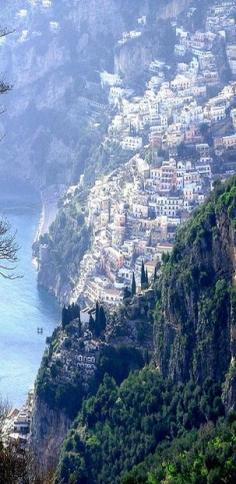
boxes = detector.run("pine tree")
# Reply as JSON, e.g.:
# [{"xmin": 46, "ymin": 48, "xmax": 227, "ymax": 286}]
[
  {"xmin": 74, "ymin": 304, "xmax": 81, "ymax": 321},
  {"xmin": 95, "ymin": 302, "xmax": 101, "ymax": 337},
  {"xmin": 99, "ymin": 305, "xmax": 106, "ymax": 332},
  {"xmin": 141, "ymin": 260, "xmax": 146, "ymax": 290},
  {"xmin": 154, "ymin": 266, "xmax": 157, "ymax": 282},
  {"xmin": 124, "ymin": 286, "xmax": 131, "ymax": 300},
  {"xmin": 144, "ymin": 349, "xmax": 150, "ymax": 365},
  {"xmin": 70, "ymin": 303, "xmax": 75, "ymax": 321},
  {"xmin": 131, "ymin": 272, "xmax": 136, "ymax": 296},
  {"xmin": 62, "ymin": 305, "xmax": 68, "ymax": 329},
  {"xmin": 89, "ymin": 314, "xmax": 95, "ymax": 334},
  {"xmin": 145, "ymin": 269, "xmax": 149, "ymax": 287},
  {"xmin": 95, "ymin": 301, "xmax": 99, "ymax": 324}
]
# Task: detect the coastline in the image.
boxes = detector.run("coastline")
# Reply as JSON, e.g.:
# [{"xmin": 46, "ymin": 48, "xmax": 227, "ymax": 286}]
[
  {"xmin": 34, "ymin": 185, "xmax": 65, "ymax": 244},
  {"xmin": 34, "ymin": 202, "xmax": 46, "ymax": 244}
]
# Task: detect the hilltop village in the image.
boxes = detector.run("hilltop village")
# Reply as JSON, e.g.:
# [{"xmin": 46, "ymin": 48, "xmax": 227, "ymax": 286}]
[{"xmin": 36, "ymin": 0, "xmax": 236, "ymax": 308}]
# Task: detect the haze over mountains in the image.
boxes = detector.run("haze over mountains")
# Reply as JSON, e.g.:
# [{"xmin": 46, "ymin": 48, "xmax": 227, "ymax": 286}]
[
  {"xmin": 1, "ymin": 1, "xmax": 236, "ymax": 483},
  {"xmin": 0, "ymin": 0, "xmax": 164, "ymax": 186}
]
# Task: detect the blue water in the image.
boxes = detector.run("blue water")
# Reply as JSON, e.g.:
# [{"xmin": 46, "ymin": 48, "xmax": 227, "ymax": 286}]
[{"xmin": 0, "ymin": 183, "xmax": 60, "ymax": 407}]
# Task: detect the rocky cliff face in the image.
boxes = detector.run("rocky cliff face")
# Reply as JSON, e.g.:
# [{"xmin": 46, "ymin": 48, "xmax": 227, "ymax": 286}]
[
  {"xmin": 114, "ymin": 0, "xmax": 192, "ymax": 82},
  {"xmin": 30, "ymin": 396, "xmax": 71, "ymax": 478},
  {"xmin": 157, "ymin": 0, "xmax": 192, "ymax": 19},
  {"xmin": 154, "ymin": 178, "xmax": 236, "ymax": 410}
]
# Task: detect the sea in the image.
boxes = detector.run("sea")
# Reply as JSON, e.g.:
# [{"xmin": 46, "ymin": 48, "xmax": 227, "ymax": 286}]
[{"xmin": 0, "ymin": 180, "xmax": 60, "ymax": 407}]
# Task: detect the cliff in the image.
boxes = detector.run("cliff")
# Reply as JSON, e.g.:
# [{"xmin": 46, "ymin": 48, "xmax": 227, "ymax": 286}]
[
  {"xmin": 30, "ymin": 294, "xmax": 154, "ymax": 475},
  {"xmin": 154, "ymin": 177, "xmax": 236, "ymax": 408},
  {"xmin": 30, "ymin": 396, "xmax": 71, "ymax": 478}
]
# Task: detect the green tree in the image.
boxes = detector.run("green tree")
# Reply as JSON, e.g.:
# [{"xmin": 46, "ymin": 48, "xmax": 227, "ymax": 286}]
[
  {"xmin": 141, "ymin": 260, "xmax": 146, "ymax": 290},
  {"xmin": 62, "ymin": 305, "xmax": 69, "ymax": 329},
  {"xmin": 99, "ymin": 305, "xmax": 106, "ymax": 333},
  {"xmin": 145, "ymin": 269, "xmax": 149, "ymax": 287},
  {"xmin": 154, "ymin": 266, "xmax": 157, "ymax": 282},
  {"xmin": 89, "ymin": 314, "xmax": 96, "ymax": 334},
  {"xmin": 124, "ymin": 286, "xmax": 131, "ymax": 300},
  {"xmin": 131, "ymin": 272, "xmax": 136, "ymax": 296}
]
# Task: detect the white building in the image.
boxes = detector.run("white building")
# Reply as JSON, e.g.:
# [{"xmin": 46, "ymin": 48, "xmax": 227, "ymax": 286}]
[{"xmin": 121, "ymin": 136, "xmax": 143, "ymax": 151}]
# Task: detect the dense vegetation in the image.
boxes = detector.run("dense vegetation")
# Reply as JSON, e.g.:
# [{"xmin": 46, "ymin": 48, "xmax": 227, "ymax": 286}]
[
  {"xmin": 35, "ymin": 188, "xmax": 91, "ymax": 300},
  {"xmin": 123, "ymin": 413, "xmax": 236, "ymax": 483},
  {"xmin": 56, "ymin": 367, "xmax": 225, "ymax": 483}
]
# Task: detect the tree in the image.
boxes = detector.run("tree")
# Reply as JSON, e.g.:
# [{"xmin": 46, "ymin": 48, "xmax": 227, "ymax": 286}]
[
  {"xmin": 145, "ymin": 269, "xmax": 149, "ymax": 288},
  {"xmin": 154, "ymin": 266, "xmax": 157, "ymax": 282},
  {"xmin": 0, "ymin": 25, "xmax": 38, "ymax": 484},
  {"xmin": 93, "ymin": 303, "xmax": 106, "ymax": 337},
  {"xmin": 131, "ymin": 272, "xmax": 136, "ymax": 296},
  {"xmin": 123, "ymin": 287, "xmax": 131, "ymax": 300},
  {"xmin": 141, "ymin": 261, "xmax": 147, "ymax": 291},
  {"xmin": 0, "ymin": 398, "xmax": 29, "ymax": 484},
  {"xmin": 0, "ymin": 28, "xmax": 17, "ymax": 281},
  {"xmin": 0, "ymin": 28, "xmax": 13, "ymax": 127},
  {"xmin": 0, "ymin": 219, "xmax": 19, "ymax": 279},
  {"xmin": 62, "ymin": 304, "xmax": 81, "ymax": 329},
  {"xmin": 62, "ymin": 305, "xmax": 69, "ymax": 329},
  {"xmin": 89, "ymin": 314, "xmax": 95, "ymax": 334},
  {"xmin": 99, "ymin": 305, "xmax": 106, "ymax": 333},
  {"xmin": 95, "ymin": 302, "xmax": 99, "ymax": 326}
]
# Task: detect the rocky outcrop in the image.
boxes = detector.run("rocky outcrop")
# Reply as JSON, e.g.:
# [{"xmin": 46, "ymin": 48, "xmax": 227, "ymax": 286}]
[
  {"xmin": 115, "ymin": 0, "xmax": 191, "ymax": 83},
  {"xmin": 30, "ymin": 319, "xmax": 101, "ymax": 475},
  {"xmin": 30, "ymin": 397, "xmax": 71, "ymax": 478},
  {"xmin": 30, "ymin": 294, "xmax": 153, "ymax": 473},
  {"xmin": 157, "ymin": 0, "xmax": 192, "ymax": 19},
  {"xmin": 115, "ymin": 36, "xmax": 153, "ymax": 84}
]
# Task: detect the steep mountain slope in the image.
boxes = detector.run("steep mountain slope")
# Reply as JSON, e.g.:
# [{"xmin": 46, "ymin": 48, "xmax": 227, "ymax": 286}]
[
  {"xmin": 154, "ymin": 178, "xmax": 236, "ymax": 400},
  {"xmin": 54, "ymin": 177, "xmax": 236, "ymax": 483},
  {"xmin": 0, "ymin": 0, "xmax": 184, "ymax": 188}
]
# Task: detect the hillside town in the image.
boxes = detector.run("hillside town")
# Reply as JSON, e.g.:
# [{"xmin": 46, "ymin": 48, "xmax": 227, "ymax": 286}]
[
  {"xmin": 63, "ymin": 1, "xmax": 236, "ymax": 308},
  {"xmin": 1, "ymin": 390, "xmax": 34, "ymax": 449}
]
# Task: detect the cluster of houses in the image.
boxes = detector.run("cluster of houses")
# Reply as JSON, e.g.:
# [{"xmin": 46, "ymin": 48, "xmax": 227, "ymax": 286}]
[
  {"xmin": 70, "ymin": 1, "xmax": 236, "ymax": 309},
  {"xmin": 49, "ymin": 326, "xmax": 100, "ymax": 390},
  {"xmin": 70, "ymin": 151, "xmax": 211, "ymax": 307},
  {"xmin": 1, "ymin": 389, "xmax": 34, "ymax": 449},
  {"xmin": 106, "ymin": 2, "xmax": 236, "ymax": 155}
]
